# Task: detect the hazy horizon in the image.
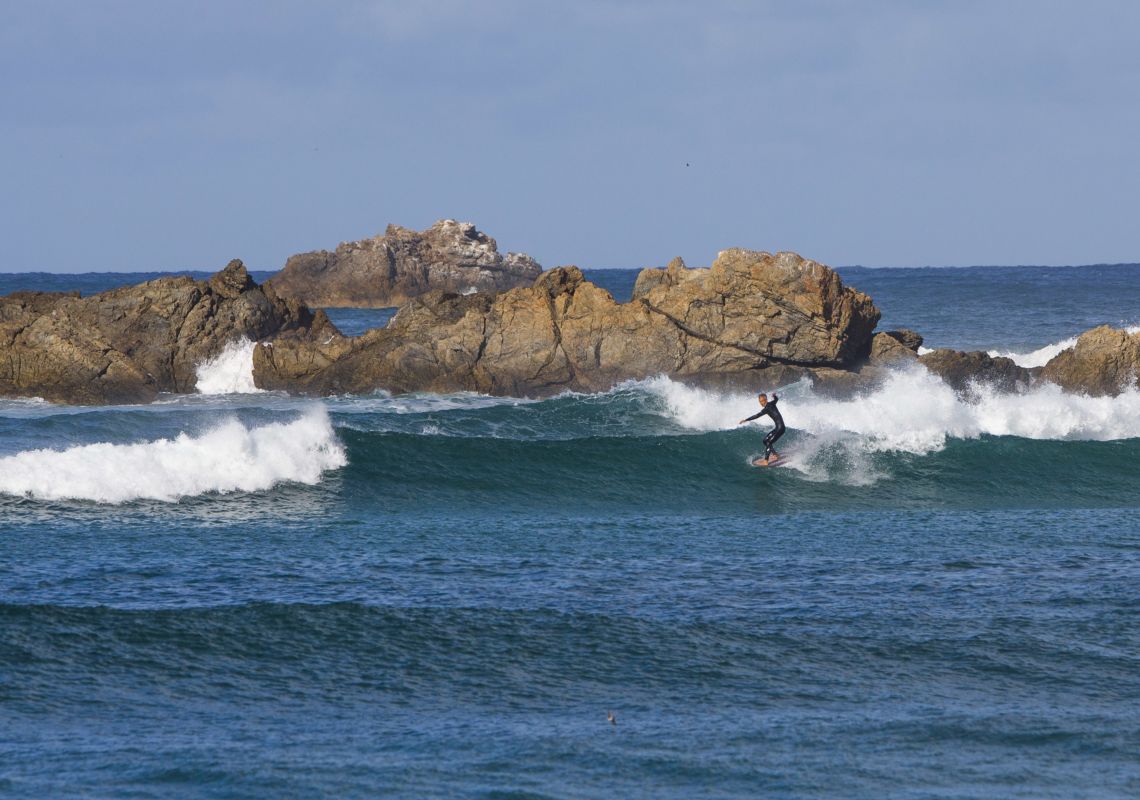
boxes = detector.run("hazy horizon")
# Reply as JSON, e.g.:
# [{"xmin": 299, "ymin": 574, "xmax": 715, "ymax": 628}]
[{"xmin": 4, "ymin": 258, "xmax": 1140, "ymax": 276}]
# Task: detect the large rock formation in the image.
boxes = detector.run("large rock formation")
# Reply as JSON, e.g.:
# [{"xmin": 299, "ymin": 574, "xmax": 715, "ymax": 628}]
[
  {"xmin": 267, "ymin": 219, "xmax": 542, "ymax": 308},
  {"xmin": 0, "ymin": 260, "xmax": 317, "ymax": 404},
  {"xmin": 254, "ymin": 249, "xmax": 881, "ymax": 397},
  {"xmin": 1039, "ymin": 325, "xmax": 1140, "ymax": 396}
]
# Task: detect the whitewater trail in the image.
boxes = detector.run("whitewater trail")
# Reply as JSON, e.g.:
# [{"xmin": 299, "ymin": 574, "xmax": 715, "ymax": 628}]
[
  {"xmin": 0, "ymin": 407, "xmax": 346, "ymax": 503},
  {"xmin": 642, "ymin": 366, "xmax": 1140, "ymax": 483},
  {"xmin": 646, "ymin": 366, "xmax": 1140, "ymax": 445}
]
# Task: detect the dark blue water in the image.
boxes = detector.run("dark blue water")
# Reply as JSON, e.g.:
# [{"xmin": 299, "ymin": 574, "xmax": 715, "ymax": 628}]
[{"xmin": 2, "ymin": 266, "xmax": 1139, "ymax": 798}]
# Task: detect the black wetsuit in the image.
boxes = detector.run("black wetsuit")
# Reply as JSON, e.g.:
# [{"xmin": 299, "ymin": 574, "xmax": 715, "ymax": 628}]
[{"xmin": 744, "ymin": 396, "xmax": 785, "ymax": 460}]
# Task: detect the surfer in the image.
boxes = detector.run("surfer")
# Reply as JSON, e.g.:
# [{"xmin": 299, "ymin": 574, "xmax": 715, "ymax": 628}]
[{"xmin": 739, "ymin": 393, "xmax": 785, "ymax": 466}]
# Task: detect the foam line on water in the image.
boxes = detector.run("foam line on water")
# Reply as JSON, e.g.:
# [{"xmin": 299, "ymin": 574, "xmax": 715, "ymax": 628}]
[
  {"xmin": 327, "ymin": 391, "xmax": 536, "ymax": 416},
  {"xmin": 195, "ymin": 339, "xmax": 261, "ymax": 395},
  {"xmin": 0, "ymin": 407, "xmax": 346, "ymax": 503}
]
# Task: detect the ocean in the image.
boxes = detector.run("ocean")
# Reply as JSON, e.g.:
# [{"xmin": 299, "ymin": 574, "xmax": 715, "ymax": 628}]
[{"xmin": 1, "ymin": 265, "xmax": 1138, "ymax": 798}]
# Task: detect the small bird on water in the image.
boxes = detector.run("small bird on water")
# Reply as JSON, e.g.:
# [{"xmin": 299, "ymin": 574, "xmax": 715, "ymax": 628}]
[{"xmin": 607, "ymin": 710, "xmax": 617, "ymax": 726}]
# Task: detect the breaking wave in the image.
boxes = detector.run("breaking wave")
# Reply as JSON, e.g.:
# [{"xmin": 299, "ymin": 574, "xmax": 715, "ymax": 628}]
[
  {"xmin": 988, "ymin": 337, "xmax": 1079, "ymax": 368},
  {"xmin": 645, "ymin": 367, "xmax": 1140, "ymax": 448},
  {"xmin": 195, "ymin": 338, "xmax": 261, "ymax": 395},
  {"xmin": 0, "ymin": 407, "xmax": 346, "ymax": 503},
  {"xmin": 988, "ymin": 325, "xmax": 1140, "ymax": 368},
  {"xmin": 640, "ymin": 367, "xmax": 1140, "ymax": 483}
]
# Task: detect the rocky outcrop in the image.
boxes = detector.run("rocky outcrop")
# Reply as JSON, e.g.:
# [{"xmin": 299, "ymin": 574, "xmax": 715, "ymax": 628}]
[
  {"xmin": 30, "ymin": 245, "xmax": 1140, "ymax": 407},
  {"xmin": 1039, "ymin": 325, "xmax": 1140, "ymax": 396},
  {"xmin": 254, "ymin": 249, "xmax": 881, "ymax": 397},
  {"xmin": 0, "ymin": 260, "xmax": 317, "ymax": 404},
  {"xmin": 918, "ymin": 348, "xmax": 1032, "ymax": 394},
  {"xmin": 868, "ymin": 329, "xmax": 923, "ymax": 365},
  {"xmin": 267, "ymin": 219, "xmax": 542, "ymax": 308}
]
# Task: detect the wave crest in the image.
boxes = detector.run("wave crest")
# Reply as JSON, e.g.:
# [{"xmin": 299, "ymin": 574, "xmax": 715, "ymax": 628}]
[
  {"xmin": 643, "ymin": 366, "xmax": 1140, "ymax": 451},
  {"xmin": 0, "ymin": 407, "xmax": 346, "ymax": 503}
]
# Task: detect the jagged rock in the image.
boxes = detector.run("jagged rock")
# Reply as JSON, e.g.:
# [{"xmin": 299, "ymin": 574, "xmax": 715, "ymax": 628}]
[
  {"xmin": 869, "ymin": 331, "xmax": 920, "ymax": 364},
  {"xmin": 267, "ymin": 219, "xmax": 542, "ymax": 307},
  {"xmin": 884, "ymin": 329, "xmax": 923, "ymax": 351},
  {"xmin": 1039, "ymin": 325, "xmax": 1140, "ymax": 396},
  {"xmin": 919, "ymin": 348, "xmax": 1031, "ymax": 394},
  {"xmin": 254, "ymin": 249, "xmax": 881, "ymax": 398},
  {"xmin": 0, "ymin": 260, "xmax": 316, "ymax": 404},
  {"xmin": 631, "ymin": 256, "xmax": 689, "ymax": 299}
]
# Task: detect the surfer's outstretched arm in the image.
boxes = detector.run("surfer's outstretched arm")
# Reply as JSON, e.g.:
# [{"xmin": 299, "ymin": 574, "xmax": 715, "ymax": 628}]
[{"xmin": 739, "ymin": 408, "xmax": 770, "ymax": 425}]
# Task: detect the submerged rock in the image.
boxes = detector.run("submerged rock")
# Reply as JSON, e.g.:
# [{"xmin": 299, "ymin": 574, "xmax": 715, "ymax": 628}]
[
  {"xmin": 0, "ymin": 260, "xmax": 316, "ymax": 404},
  {"xmin": 254, "ymin": 249, "xmax": 881, "ymax": 397},
  {"xmin": 918, "ymin": 348, "xmax": 1032, "ymax": 394},
  {"xmin": 267, "ymin": 219, "xmax": 542, "ymax": 308},
  {"xmin": 1039, "ymin": 325, "xmax": 1140, "ymax": 396}
]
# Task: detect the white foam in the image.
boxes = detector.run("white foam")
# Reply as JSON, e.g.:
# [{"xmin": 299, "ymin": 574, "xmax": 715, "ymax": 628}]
[
  {"xmin": 646, "ymin": 367, "xmax": 1140, "ymax": 448},
  {"xmin": 0, "ymin": 407, "xmax": 346, "ymax": 503},
  {"xmin": 195, "ymin": 338, "xmax": 261, "ymax": 395},
  {"xmin": 988, "ymin": 336, "xmax": 1079, "ymax": 368},
  {"xmin": 640, "ymin": 367, "xmax": 1140, "ymax": 483},
  {"xmin": 988, "ymin": 325, "xmax": 1140, "ymax": 368}
]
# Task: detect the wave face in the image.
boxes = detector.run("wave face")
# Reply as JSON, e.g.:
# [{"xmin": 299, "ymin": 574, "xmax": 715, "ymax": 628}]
[
  {"xmin": 4, "ymin": 368, "xmax": 1140, "ymax": 510},
  {"xmin": 0, "ymin": 407, "xmax": 345, "ymax": 502}
]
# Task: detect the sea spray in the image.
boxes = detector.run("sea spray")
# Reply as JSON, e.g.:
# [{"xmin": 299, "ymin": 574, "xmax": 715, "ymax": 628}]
[
  {"xmin": 647, "ymin": 368, "xmax": 1140, "ymax": 445},
  {"xmin": 195, "ymin": 338, "xmax": 261, "ymax": 395},
  {"xmin": 988, "ymin": 336, "xmax": 1079, "ymax": 369},
  {"xmin": 0, "ymin": 407, "xmax": 346, "ymax": 503},
  {"xmin": 988, "ymin": 325, "xmax": 1140, "ymax": 368},
  {"xmin": 642, "ymin": 364, "xmax": 1140, "ymax": 455}
]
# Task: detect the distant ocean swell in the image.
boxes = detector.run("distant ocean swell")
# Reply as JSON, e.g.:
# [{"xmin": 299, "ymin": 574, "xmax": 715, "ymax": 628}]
[
  {"xmin": 4, "ymin": 600, "xmax": 1134, "ymax": 712},
  {"xmin": 2, "ymin": 366, "xmax": 1139, "ymax": 508}
]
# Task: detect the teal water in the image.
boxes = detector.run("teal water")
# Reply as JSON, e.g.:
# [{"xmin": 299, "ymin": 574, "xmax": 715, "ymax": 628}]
[{"xmin": 1, "ymin": 267, "xmax": 1139, "ymax": 797}]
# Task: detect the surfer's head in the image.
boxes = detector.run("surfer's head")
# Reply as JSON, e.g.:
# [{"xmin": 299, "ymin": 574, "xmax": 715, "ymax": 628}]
[{"xmin": 757, "ymin": 393, "xmax": 767, "ymax": 405}]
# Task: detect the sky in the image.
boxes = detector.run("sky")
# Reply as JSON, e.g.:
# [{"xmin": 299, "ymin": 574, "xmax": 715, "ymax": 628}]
[{"xmin": 3, "ymin": 0, "xmax": 1139, "ymax": 272}]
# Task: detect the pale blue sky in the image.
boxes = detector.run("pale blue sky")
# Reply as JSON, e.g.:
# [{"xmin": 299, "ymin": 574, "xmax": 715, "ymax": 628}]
[{"xmin": 3, "ymin": 1, "xmax": 1138, "ymax": 272}]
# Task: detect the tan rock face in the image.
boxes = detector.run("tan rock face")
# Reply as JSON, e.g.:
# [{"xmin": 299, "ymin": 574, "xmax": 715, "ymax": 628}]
[
  {"xmin": 267, "ymin": 219, "xmax": 542, "ymax": 308},
  {"xmin": 869, "ymin": 334, "xmax": 917, "ymax": 365},
  {"xmin": 868, "ymin": 329, "xmax": 923, "ymax": 365},
  {"xmin": 0, "ymin": 260, "xmax": 315, "ymax": 404},
  {"xmin": 253, "ymin": 249, "xmax": 881, "ymax": 398},
  {"xmin": 1039, "ymin": 325, "xmax": 1140, "ymax": 396}
]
